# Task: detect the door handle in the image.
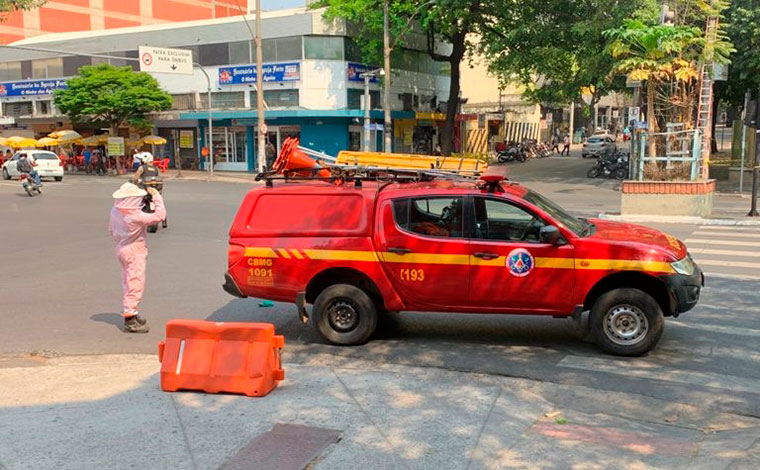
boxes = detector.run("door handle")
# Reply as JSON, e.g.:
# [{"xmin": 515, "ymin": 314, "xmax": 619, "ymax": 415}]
[
  {"xmin": 473, "ymin": 252, "xmax": 499, "ymax": 260},
  {"xmin": 388, "ymin": 247, "xmax": 411, "ymax": 255}
]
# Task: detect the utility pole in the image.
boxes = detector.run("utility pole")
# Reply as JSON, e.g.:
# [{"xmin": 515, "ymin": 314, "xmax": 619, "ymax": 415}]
[
  {"xmin": 383, "ymin": 0, "xmax": 392, "ymax": 153},
  {"xmin": 362, "ymin": 73, "xmax": 371, "ymax": 151},
  {"xmin": 740, "ymin": 90, "xmax": 750, "ymax": 193},
  {"xmin": 255, "ymin": 0, "xmax": 266, "ymax": 173},
  {"xmin": 749, "ymin": 87, "xmax": 760, "ymax": 216}
]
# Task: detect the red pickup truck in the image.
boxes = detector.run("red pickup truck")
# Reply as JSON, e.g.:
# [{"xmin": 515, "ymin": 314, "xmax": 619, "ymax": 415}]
[{"xmin": 224, "ymin": 174, "xmax": 703, "ymax": 356}]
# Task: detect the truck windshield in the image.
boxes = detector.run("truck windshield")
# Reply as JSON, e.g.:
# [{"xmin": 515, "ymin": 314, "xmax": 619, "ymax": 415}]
[{"xmin": 523, "ymin": 190, "xmax": 590, "ymax": 236}]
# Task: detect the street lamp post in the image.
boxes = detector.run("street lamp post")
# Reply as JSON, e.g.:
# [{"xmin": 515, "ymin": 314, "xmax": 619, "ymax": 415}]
[
  {"xmin": 360, "ymin": 68, "xmax": 383, "ymax": 152},
  {"xmin": 195, "ymin": 64, "xmax": 213, "ymax": 180},
  {"xmin": 383, "ymin": 0, "xmax": 392, "ymax": 152}
]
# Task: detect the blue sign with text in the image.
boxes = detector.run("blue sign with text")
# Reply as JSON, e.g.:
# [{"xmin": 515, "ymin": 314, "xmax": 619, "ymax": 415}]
[
  {"xmin": 0, "ymin": 79, "xmax": 67, "ymax": 97},
  {"xmin": 218, "ymin": 62, "xmax": 300, "ymax": 85},
  {"xmin": 347, "ymin": 63, "xmax": 379, "ymax": 83}
]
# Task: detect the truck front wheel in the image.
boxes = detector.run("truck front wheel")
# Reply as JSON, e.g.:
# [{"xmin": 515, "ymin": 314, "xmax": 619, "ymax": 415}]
[
  {"xmin": 312, "ymin": 284, "xmax": 378, "ymax": 345},
  {"xmin": 590, "ymin": 288, "xmax": 664, "ymax": 356}
]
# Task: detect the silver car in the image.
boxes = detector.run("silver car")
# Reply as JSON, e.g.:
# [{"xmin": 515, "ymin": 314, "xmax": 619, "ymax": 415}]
[{"xmin": 581, "ymin": 135, "xmax": 617, "ymax": 158}]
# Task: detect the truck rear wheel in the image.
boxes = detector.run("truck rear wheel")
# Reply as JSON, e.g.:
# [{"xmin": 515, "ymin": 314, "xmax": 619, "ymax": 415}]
[
  {"xmin": 590, "ymin": 288, "xmax": 664, "ymax": 356},
  {"xmin": 312, "ymin": 284, "xmax": 377, "ymax": 345}
]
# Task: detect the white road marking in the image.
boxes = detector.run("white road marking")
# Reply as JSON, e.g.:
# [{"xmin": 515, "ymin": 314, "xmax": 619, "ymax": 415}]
[
  {"xmin": 670, "ymin": 320, "xmax": 760, "ymax": 338},
  {"xmin": 557, "ymin": 355, "xmax": 760, "ymax": 395},
  {"xmin": 696, "ymin": 259, "xmax": 760, "ymax": 269},
  {"xmin": 692, "ymin": 231, "xmax": 760, "ymax": 238},
  {"xmin": 695, "ymin": 226, "xmax": 760, "ymax": 231},
  {"xmin": 686, "ymin": 239, "xmax": 760, "ymax": 247},
  {"xmin": 703, "ymin": 271, "xmax": 760, "ymax": 281},
  {"xmin": 692, "ymin": 248, "xmax": 760, "ymax": 258}
]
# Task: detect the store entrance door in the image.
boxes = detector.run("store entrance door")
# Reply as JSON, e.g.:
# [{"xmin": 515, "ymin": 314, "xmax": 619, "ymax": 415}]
[{"xmin": 212, "ymin": 127, "xmax": 247, "ymax": 172}]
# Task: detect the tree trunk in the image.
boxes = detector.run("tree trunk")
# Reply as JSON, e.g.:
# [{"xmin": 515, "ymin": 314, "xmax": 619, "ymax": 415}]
[
  {"xmin": 646, "ymin": 81, "xmax": 657, "ymax": 157},
  {"xmin": 586, "ymin": 95, "xmax": 600, "ymax": 137},
  {"xmin": 710, "ymin": 89, "xmax": 720, "ymax": 153},
  {"xmin": 440, "ymin": 32, "xmax": 466, "ymax": 156}
]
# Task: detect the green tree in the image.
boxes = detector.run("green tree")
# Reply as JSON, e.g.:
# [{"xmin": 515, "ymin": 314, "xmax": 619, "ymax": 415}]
[
  {"xmin": 315, "ymin": 0, "xmax": 511, "ymax": 155},
  {"xmin": 480, "ymin": 0, "xmax": 656, "ymax": 135},
  {"xmin": 716, "ymin": 0, "xmax": 760, "ymax": 109},
  {"xmin": 1, "ymin": 0, "xmax": 45, "ymax": 16},
  {"xmin": 54, "ymin": 64, "xmax": 172, "ymax": 169}
]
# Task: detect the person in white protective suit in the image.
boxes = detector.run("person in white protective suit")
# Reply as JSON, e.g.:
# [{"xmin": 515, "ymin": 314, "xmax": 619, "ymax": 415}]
[{"xmin": 108, "ymin": 182, "xmax": 166, "ymax": 333}]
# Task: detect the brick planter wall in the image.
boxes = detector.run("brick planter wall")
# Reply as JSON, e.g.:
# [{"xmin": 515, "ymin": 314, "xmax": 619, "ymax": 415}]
[
  {"xmin": 622, "ymin": 180, "xmax": 716, "ymax": 194},
  {"xmin": 621, "ymin": 180, "xmax": 715, "ymax": 217}
]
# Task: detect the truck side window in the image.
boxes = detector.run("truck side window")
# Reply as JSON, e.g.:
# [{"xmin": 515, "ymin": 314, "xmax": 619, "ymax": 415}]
[
  {"xmin": 473, "ymin": 198, "xmax": 544, "ymax": 242},
  {"xmin": 393, "ymin": 197, "xmax": 464, "ymax": 238}
]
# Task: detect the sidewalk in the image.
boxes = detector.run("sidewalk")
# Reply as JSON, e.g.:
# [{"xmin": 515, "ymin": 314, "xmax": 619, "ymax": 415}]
[{"xmin": 1, "ymin": 354, "xmax": 758, "ymax": 470}]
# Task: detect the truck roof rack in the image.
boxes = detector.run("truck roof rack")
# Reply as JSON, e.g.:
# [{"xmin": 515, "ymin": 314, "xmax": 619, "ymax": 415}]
[{"xmin": 255, "ymin": 165, "xmax": 481, "ymax": 188}]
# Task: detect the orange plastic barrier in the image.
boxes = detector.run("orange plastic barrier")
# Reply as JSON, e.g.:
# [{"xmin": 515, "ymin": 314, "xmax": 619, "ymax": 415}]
[
  {"xmin": 273, "ymin": 137, "xmax": 330, "ymax": 178},
  {"xmin": 158, "ymin": 320, "xmax": 285, "ymax": 397}
]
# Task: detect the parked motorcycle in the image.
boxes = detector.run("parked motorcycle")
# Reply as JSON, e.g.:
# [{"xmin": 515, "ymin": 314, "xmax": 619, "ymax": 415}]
[
  {"xmin": 21, "ymin": 173, "xmax": 42, "ymax": 197},
  {"xmin": 587, "ymin": 151, "xmax": 629, "ymax": 179}
]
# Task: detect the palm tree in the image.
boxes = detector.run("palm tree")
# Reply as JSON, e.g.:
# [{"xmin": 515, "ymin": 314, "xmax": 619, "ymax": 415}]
[{"xmin": 605, "ymin": 20, "xmax": 701, "ymax": 155}]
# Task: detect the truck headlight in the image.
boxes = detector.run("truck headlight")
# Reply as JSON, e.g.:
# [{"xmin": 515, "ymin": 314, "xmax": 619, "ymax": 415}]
[{"xmin": 671, "ymin": 255, "xmax": 695, "ymax": 276}]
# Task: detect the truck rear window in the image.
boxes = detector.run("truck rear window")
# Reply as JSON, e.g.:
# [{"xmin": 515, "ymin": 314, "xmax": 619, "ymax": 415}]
[{"xmin": 245, "ymin": 193, "xmax": 366, "ymax": 235}]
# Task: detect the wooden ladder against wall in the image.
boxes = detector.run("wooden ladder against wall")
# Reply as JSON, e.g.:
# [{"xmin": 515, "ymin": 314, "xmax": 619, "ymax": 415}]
[{"xmin": 696, "ymin": 15, "xmax": 719, "ymax": 179}]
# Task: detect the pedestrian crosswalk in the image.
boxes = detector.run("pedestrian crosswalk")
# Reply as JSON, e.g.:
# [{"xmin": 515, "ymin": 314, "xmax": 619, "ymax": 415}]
[{"xmin": 685, "ymin": 226, "xmax": 760, "ymax": 280}]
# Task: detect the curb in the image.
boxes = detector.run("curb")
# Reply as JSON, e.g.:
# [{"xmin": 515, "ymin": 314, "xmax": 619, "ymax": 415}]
[{"xmin": 597, "ymin": 213, "xmax": 760, "ymax": 226}]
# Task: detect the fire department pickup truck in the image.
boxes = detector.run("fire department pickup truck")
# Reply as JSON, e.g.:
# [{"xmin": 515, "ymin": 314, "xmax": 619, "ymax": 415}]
[{"xmin": 224, "ymin": 173, "xmax": 703, "ymax": 356}]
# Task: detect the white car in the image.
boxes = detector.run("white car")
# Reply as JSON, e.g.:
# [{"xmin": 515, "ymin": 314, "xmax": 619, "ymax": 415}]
[
  {"xmin": 2, "ymin": 150, "xmax": 64, "ymax": 181},
  {"xmin": 581, "ymin": 135, "xmax": 617, "ymax": 158}
]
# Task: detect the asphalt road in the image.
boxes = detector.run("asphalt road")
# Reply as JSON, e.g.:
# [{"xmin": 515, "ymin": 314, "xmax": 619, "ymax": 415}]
[{"xmin": 2, "ymin": 158, "xmax": 759, "ymax": 422}]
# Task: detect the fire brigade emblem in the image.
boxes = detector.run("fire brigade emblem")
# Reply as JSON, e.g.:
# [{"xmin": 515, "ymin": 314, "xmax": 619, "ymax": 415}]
[{"xmin": 507, "ymin": 248, "xmax": 534, "ymax": 277}]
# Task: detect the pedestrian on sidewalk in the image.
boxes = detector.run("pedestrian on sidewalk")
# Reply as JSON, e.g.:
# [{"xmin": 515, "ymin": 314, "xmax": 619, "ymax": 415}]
[
  {"xmin": 551, "ymin": 134, "xmax": 560, "ymax": 154},
  {"xmin": 109, "ymin": 182, "xmax": 167, "ymax": 333},
  {"xmin": 561, "ymin": 133, "xmax": 571, "ymax": 156},
  {"xmin": 83, "ymin": 147, "xmax": 92, "ymax": 174}
]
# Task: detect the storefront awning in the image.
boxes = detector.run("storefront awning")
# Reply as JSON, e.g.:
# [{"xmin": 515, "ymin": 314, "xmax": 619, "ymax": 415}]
[{"xmin": 179, "ymin": 109, "xmax": 415, "ymax": 121}]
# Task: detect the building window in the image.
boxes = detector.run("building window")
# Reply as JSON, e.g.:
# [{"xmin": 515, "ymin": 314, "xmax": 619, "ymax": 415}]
[
  {"xmin": 304, "ymin": 36, "xmax": 343, "ymax": 60},
  {"xmin": 228, "ymin": 41, "xmax": 251, "ymax": 64},
  {"xmin": 37, "ymin": 100, "xmax": 52, "ymax": 115},
  {"xmin": 262, "ymin": 37, "xmax": 302, "ymax": 62},
  {"xmin": 63, "ymin": 56, "xmax": 91, "ymax": 76},
  {"xmin": 347, "ymin": 89, "xmax": 380, "ymax": 110},
  {"xmin": 2, "ymin": 101, "xmax": 33, "ymax": 117},
  {"xmin": 0, "ymin": 62, "xmax": 22, "ymax": 81},
  {"xmin": 200, "ymin": 92, "xmax": 245, "ymax": 109},
  {"xmin": 32, "ymin": 58, "xmax": 63, "ymax": 78},
  {"xmin": 250, "ymin": 89, "xmax": 299, "ymax": 108},
  {"xmin": 171, "ymin": 94, "xmax": 196, "ymax": 110},
  {"xmin": 199, "ymin": 43, "xmax": 230, "ymax": 66}
]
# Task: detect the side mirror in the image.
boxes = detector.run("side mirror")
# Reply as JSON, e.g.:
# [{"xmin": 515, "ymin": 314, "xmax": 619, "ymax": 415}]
[{"xmin": 540, "ymin": 225, "xmax": 563, "ymax": 245}]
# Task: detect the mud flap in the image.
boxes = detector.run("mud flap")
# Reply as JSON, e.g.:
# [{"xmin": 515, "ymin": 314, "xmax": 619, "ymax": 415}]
[{"xmin": 296, "ymin": 291, "xmax": 309, "ymax": 324}]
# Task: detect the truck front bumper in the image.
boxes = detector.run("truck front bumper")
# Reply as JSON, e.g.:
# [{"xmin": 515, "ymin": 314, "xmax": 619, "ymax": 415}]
[{"xmin": 664, "ymin": 264, "xmax": 704, "ymax": 316}]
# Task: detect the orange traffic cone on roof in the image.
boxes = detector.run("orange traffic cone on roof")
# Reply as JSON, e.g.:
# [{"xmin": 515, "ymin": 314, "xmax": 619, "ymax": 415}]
[{"xmin": 273, "ymin": 137, "xmax": 330, "ymax": 178}]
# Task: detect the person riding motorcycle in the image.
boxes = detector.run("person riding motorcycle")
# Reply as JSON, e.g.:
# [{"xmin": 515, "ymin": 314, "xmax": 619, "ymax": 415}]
[
  {"xmin": 17, "ymin": 153, "xmax": 41, "ymax": 187},
  {"xmin": 132, "ymin": 152, "xmax": 166, "ymax": 230}
]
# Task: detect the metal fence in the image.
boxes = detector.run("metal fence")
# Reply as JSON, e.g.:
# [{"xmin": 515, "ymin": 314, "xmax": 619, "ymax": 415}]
[{"xmin": 631, "ymin": 128, "xmax": 701, "ymax": 181}]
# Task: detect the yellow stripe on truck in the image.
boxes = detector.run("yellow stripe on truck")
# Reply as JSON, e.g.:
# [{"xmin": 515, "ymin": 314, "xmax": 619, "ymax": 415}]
[
  {"xmin": 243, "ymin": 247, "xmax": 674, "ymax": 273},
  {"xmin": 303, "ymin": 249, "xmax": 379, "ymax": 262},
  {"xmin": 244, "ymin": 247, "xmax": 279, "ymax": 258}
]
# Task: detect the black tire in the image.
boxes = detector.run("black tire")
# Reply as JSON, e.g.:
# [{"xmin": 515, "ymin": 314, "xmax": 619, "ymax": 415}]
[
  {"xmin": 587, "ymin": 167, "xmax": 601, "ymax": 178},
  {"xmin": 312, "ymin": 283, "xmax": 378, "ymax": 345},
  {"xmin": 147, "ymin": 224, "xmax": 158, "ymax": 233},
  {"xmin": 55, "ymin": 176, "xmax": 63, "ymax": 182},
  {"xmin": 2, "ymin": 168, "xmax": 9, "ymax": 180},
  {"xmin": 589, "ymin": 288, "xmax": 664, "ymax": 356},
  {"xmin": 614, "ymin": 168, "xmax": 627, "ymax": 180},
  {"xmin": 25, "ymin": 185, "xmax": 34, "ymax": 197},
  {"xmin": 582, "ymin": 154, "xmax": 587, "ymax": 158}
]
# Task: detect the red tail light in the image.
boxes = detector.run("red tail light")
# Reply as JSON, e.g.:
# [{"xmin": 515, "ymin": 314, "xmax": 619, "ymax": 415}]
[{"xmin": 228, "ymin": 243, "xmax": 245, "ymax": 268}]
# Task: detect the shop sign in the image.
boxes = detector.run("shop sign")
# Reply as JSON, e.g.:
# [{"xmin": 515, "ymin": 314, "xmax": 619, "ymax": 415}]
[
  {"xmin": 231, "ymin": 119, "xmax": 257, "ymax": 126},
  {"xmin": 107, "ymin": 137, "xmax": 125, "ymax": 157},
  {"xmin": 218, "ymin": 62, "xmax": 300, "ymax": 85},
  {"xmin": 179, "ymin": 130, "xmax": 194, "ymax": 148},
  {"xmin": 418, "ymin": 120, "xmax": 433, "ymax": 127},
  {"xmin": 347, "ymin": 63, "xmax": 380, "ymax": 83},
  {"xmin": 0, "ymin": 79, "xmax": 67, "ymax": 97}
]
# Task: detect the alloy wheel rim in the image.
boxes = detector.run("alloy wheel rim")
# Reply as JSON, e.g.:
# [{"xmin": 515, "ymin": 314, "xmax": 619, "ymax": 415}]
[
  {"xmin": 327, "ymin": 299, "xmax": 360, "ymax": 333},
  {"xmin": 603, "ymin": 305, "xmax": 648, "ymax": 346}
]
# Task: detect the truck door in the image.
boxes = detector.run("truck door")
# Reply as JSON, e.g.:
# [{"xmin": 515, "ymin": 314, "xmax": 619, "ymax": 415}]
[
  {"xmin": 467, "ymin": 196, "xmax": 575, "ymax": 313},
  {"xmin": 375, "ymin": 196, "xmax": 470, "ymax": 309}
]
